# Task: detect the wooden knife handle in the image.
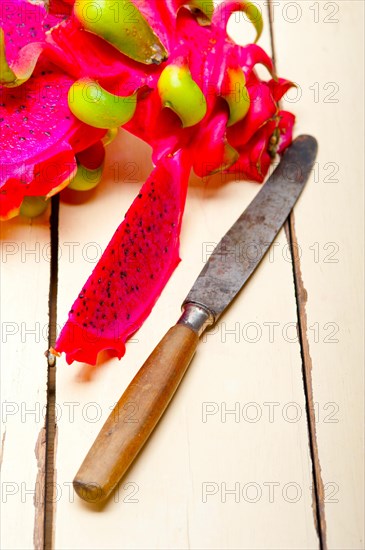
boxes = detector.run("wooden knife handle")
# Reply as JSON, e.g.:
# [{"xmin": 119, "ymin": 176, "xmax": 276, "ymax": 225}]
[{"xmin": 73, "ymin": 323, "xmax": 199, "ymax": 503}]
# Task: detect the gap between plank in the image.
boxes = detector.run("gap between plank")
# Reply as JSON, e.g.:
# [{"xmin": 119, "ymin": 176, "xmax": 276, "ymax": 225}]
[
  {"xmin": 43, "ymin": 195, "xmax": 60, "ymax": 550},
  {"xmin": 288, "ymin": 216, "xmax": 327, "ymax": 550},
  {"xmin": 267, "ymin": 2, "xmax": 327, "ymax": 548}
]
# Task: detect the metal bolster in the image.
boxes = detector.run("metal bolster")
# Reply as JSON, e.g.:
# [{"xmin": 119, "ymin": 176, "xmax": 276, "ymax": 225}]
[{"xmin": 178, "ymin": 302, "xmax": 214, "ymax": 337}]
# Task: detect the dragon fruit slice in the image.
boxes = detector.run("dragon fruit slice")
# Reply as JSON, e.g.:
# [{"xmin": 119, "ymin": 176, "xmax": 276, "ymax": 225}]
[
  {"xmin": 54, "ymin": 150, "xmax": 191, "ymax": 365},
  {"xmin": 0, "ymin": 0, "xmax": 62, "ymax": 87},
  {"xmin": 0, "ymin": 60, "xmax": 106, "ymax": 219},
  {"xmin": 0, "ymin": 0, "xmax": 107, "ymax": 219}
]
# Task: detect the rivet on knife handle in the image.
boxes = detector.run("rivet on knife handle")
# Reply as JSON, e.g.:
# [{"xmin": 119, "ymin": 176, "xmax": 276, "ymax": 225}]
[
  {"xmin": 73, "ymin": 135, "xmax": 318, "ymax": 503},
  {"xmin": 73, "ymin": 304, "xmax": 213, "ymax": 503}
]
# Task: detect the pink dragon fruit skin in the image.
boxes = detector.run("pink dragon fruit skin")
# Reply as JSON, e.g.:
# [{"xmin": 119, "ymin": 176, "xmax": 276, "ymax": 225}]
[
  {"xmin": 123, "ymin": 7, "xmax": 294, "ymax": 180},
  {"xmin": 54, "ymin": 151, "xmax": 191, "ymax": 365}
]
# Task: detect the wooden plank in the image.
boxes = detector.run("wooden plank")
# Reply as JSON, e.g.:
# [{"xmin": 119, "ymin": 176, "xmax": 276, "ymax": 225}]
[
  {"xmin": 53, "ymin": 6, "xmax": 318, "ymax": 549},
  {"xmin": 273, "ymin": 1, "xmax": 365, "ymax": 548},
  {"xmin": 0, "ymin": 213, "xmax": 51, "ymax": 550}
]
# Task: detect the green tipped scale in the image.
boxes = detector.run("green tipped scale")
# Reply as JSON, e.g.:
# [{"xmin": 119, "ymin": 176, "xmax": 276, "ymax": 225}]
[
  {"xmin": 74, "ymin": 0, "xmax": 168, "ymax": 65},
  {"xmin": 0, "ymin": 28, "xmax": 43, "ymax": 87},
  {"xmin": 223, "ymin": 67, "xmax": 251, "ymax": 127},
  {"xmin": 20, "ymin": 196, "xmax": 49, "ymax": 218},
  {"xmin": 157, "ymin": 64, "xmax": 207, "ymax": 127},
  {"xmin": 68, "ymin": 78, "xmax": 137, "ymax": 129},
  {"xmin": 68, "ymin": 165, "xmax": 104, "ymax": 192}
]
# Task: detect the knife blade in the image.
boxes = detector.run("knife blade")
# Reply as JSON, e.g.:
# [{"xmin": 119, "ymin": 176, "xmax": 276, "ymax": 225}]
[{"xmin": 73, "ymin": 135, "xmax": 318, "ymax": 503}]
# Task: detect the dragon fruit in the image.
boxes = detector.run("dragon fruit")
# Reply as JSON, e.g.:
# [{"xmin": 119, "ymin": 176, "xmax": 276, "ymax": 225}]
[
  {"xmin": 0, "ymin": 0, "xmax": 106, "ymax": 220},
  {"xmin": 54, "ymin": 150, "xmax": 190, "ymax": 364},
  {"xmin": 2, "ymin": 0, "xmax": 296, "ymax": 364}
]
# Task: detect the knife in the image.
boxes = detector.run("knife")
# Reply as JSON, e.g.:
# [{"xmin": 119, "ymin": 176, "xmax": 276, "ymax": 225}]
[{"xmin": 73, "ymin": 134, "xmax": 318, "ymax": 503}]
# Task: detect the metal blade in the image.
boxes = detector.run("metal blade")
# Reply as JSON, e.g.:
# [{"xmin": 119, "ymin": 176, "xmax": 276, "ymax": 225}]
[{"xmin": 183, "ymin": 135, "xmax": 318, "ymax": 321}]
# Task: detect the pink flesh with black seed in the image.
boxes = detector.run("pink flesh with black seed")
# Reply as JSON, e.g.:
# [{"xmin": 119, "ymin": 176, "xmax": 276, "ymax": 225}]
[
  {"xmin": 0, "ymin": 61, "xmax": 105, "ymax": 216},
  {"xmin": 0, "ymin": 0, "xmax": 62, "ymax": 65},
  {"xmin": 54, "ymin": 151, "xmax": 191, "ymax": 365},
  {"xmin": 0, "ymin": 0, "xmax": 105, "ymax": 217}
]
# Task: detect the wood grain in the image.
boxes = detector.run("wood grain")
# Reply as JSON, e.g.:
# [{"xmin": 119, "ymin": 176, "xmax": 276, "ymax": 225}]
[
  {"xmin": 2, "ymin": 1, "xmax": 363, "ymax": 549},
  {"xmin": 52, "ymin": 9, "xmax": 318, "ymax": 546},
  {"xmin": 74, "ymin": 324, "xmax": 199, "ymax": 503},
  {"xmin": 0, "ymin": 214, "xmax": 50, "ymax": 550},
  {"xmin": 272, "ymin": 1, "xmax": 365, "ymax": 548}
]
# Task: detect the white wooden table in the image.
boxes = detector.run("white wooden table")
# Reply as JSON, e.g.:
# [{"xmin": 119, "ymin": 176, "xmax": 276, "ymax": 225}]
[{"xmin": 1, "ymin": 1, "xmax": 364, "ymax": 549}]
